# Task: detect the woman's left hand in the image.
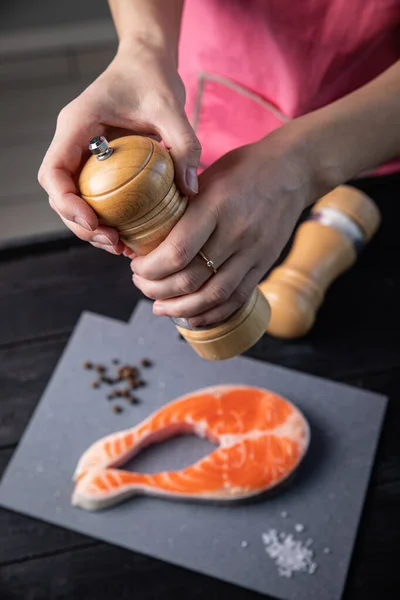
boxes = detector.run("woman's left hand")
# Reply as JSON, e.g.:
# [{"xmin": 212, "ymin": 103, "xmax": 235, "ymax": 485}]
[{"xmin": 130, "ymin": 127, "xmax": 316, "ymax": 327}]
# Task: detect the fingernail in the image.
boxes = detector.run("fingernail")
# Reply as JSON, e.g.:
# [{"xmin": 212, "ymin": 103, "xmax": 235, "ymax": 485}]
[
  {"xmin": 102, "ymin": 246, "xmax": 118, "ymax": 255},
  {"xmin": 185, "ymin": 167, "xmax": 198, "ymax": 194},
  {"xmin": 124, "ymin": 248, "xmax": 136, "ymax": 259},
  {"xmin": 188, "ymin": 318, "xmax": 202, "ymax": 327},
  {"xmin": 93, "ymin": 234, "xmax": 113, "ymax": 246},
  {"xmin": 74, "ymin": 217, "xmax": 93, "ymax": 231},
  {"xmin": 153, "ymin": 303, "xmax": 166, "ymax": 315}
]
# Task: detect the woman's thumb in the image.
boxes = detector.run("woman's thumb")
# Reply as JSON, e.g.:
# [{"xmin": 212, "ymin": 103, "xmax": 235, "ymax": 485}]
[{"xmin": 157, "ymin": 109, "xmax": 202, "ymax": 197}]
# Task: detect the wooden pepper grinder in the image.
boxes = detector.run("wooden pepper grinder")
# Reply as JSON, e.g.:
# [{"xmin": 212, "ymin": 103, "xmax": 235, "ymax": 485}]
[
  {"xmin": 258, "ymin": 185, "xmax": 381, "ymax": 338},
  {"xmin": 78, "ymin": 135, "xmax": 270, "ymax": 360}
]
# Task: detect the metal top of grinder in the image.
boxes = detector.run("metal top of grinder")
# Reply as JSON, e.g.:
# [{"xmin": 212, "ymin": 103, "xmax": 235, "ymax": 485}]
[{"xmin": 89, "ymin": 136, "xmax": 114, "ymax": 161}]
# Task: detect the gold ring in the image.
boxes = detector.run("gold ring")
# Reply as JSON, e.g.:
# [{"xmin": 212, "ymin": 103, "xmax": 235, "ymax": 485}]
[{"xmin": 198, "ymin": 250, "xmax": 218, "ymax": 274}]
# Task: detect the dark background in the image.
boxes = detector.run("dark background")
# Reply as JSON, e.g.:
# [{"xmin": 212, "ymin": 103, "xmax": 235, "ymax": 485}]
[
  {"xmin": 0, "ymin": 0, "xmax": 110, "ymax": 31},
  {"xmin": 0, "ymin": 0, "xmax": 116, "ymax": 249}
]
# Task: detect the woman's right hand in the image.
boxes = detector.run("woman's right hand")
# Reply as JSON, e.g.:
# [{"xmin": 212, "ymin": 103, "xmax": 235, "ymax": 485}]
[{"xmin": 38, "ymin": 40, "xmax": 201, "ymax": 255}]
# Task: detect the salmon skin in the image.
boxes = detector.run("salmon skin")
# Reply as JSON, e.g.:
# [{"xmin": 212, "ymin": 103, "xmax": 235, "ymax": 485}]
[{"xmin": 72, "ymin": 385, "xmax": 310, "ymax": 511}]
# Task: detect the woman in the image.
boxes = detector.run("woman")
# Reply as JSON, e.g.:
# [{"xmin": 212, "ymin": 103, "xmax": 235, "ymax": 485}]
[{"xmin": 38, "ymin": 0, "xmax": 400, "ymax": 327}]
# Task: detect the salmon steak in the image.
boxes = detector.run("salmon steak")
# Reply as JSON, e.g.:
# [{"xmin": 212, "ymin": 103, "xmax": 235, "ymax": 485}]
[{"xmin": 72, "ymin": 385, "xmax": 310, "ymax": 511}]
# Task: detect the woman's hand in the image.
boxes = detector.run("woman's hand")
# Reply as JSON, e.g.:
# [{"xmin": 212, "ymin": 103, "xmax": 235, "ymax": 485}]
[
  {"xmin": 37, "ymin": 40, "xmax": 201, "ymax": 256},
  {"xmin": 130, "ymin": 126, "xmax": 318, "ymax": 326}
]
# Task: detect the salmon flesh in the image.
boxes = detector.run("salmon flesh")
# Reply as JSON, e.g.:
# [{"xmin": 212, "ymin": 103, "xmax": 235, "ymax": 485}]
[{"xmin": 72, "ymin": 385, "xmax": 310, "ymax": 510}]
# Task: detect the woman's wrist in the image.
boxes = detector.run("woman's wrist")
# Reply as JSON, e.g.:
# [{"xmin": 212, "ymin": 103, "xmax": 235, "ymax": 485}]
[
  {"xmin": 117, "ymin": 33, "xmax": 178, "ymax": 68},
  {"xmin": 109, "ymin": 0, "xmax": 183, "ymax": 67},
  {"xmin": 291, "ymin": 107, "xmax": 371, "ymax": 197},
  {"xmin": 287, "ymin": 111, "xmax": 347, "ymax": 203},
  {"xmin": 260, "ymin": 107, "xmax": 359, "ymax": 211},
  {"xmin": 254, "ymin": 123, "xmax": 319, "ymax": 215}
]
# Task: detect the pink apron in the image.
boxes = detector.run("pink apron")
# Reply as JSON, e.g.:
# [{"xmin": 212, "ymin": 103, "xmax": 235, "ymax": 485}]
[{"xmin": 178, "ymin": 0, "xmax": 400, "ymax": 177}]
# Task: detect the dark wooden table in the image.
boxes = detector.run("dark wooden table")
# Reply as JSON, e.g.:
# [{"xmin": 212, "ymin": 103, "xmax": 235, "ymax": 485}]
[{"xmin": 1, "ymin": 175, "xmax": 399, "ymax": 600}]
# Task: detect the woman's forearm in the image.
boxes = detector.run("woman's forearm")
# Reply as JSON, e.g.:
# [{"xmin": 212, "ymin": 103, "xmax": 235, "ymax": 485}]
[
  {"xmin": 108, "ymin": 0, "xmax": 184, "ymax": 63},
  {"xmin": 293, "ymin": 60, "xmax": 400, "ymax": 195}
]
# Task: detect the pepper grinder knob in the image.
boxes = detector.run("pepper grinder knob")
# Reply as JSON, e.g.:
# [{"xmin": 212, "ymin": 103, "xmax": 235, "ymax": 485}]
[{"xmin": 89, "ymin": 136, "xmax": 114, "ymax": 161}]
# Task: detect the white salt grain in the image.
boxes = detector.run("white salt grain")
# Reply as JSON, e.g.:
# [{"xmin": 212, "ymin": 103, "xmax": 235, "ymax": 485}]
[
  {"xmin": 262, "ymin": 532, "xmax": 272, "ymax": 545},
  {"xmin": 241, "ymin": 540, "xmax": 248, "ymax": 548},
  {"xmin": 280, "ymin": 511, "xmax": 288, "ymax": 518},
  {"xmin": 261, "ymin": 529, "xmax": 318, "ymax": 578},
  {"xmin": 295, "ymin": 523, "xmax": 305, "ymax": 533},
  {"xmin": 323, "ymin": 547, "xmax": 331, "ymax": 554}
]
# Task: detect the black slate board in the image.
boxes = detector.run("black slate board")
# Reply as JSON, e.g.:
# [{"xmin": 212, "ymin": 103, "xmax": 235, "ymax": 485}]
[{"xmin": 0, "ymin": 301, "xmax": 387, "ymax": 600}]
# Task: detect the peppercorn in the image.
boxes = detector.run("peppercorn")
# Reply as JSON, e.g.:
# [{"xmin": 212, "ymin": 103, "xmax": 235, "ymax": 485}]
[
  {"xmin": 112, "ymin": 359, "xmax": 120, "ymax": 365},
  {"xmin": 83, "ymin": 361, "xmax": 93, "ymax": 369},
  {"xmin": 118, "ymin": 366, "xmax": 133, "ymax": 379},
  {"xmin": 140, "ymin": 358, "xmax": 152, "ymax": 368},
  {"xmin": 128, "ymin": 396, "xmax": 140, "ymax": 405},
  {"xmin": 91, "ymin": 381, "xmax": 100, "ymax": 389},
  {"xmin": 113, "ymin": 405, "xmax": 123, "ymax": 414},
  {"xmin": 95, "ymin": 364, "xmax": 106, "ymax": 374}
]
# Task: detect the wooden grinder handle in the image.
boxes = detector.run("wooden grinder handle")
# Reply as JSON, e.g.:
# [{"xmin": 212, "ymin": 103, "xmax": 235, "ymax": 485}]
[
  {"xmin": 78, "ymin": 135, "xmax": 270, "ymax": 360},
  {"xmin": 259, "ymin": 185, "xmax": 381, "ymax": 339}
]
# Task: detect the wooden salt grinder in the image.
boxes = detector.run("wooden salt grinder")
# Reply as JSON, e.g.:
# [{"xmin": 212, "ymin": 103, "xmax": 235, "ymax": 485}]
[
  {"xmin": 259, "ymin": 185, "xmax": 381, "ymax": 338},
  {"xmin": 78, "ymin": 135, "xmax": 270, "ymax": 360}
]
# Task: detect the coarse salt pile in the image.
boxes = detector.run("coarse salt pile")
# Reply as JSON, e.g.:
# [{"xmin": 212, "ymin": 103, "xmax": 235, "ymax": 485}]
[{"xmin": 261, "ymin": 529, "xmax": 318, "ymax": 578}]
